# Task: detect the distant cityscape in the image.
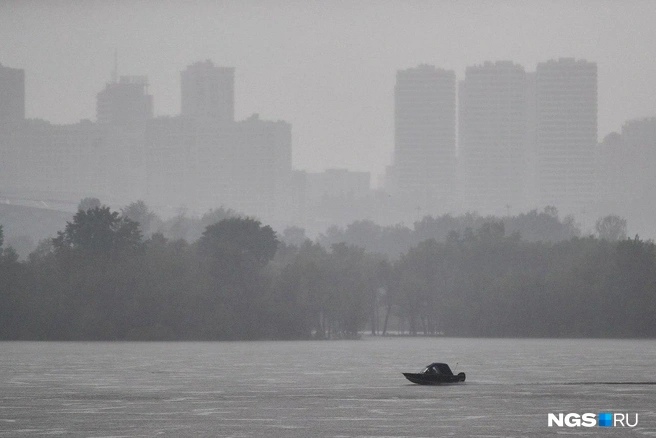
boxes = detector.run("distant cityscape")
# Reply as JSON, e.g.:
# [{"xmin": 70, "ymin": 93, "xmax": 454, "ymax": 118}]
[{"xmin": 1, "ymin": 58, "xmax": 656, "ymax": 235}]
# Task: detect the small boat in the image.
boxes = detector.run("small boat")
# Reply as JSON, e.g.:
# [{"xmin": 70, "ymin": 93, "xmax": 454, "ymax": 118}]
[{"xmin": 403, "ymin": 362, "xmax": 466, "ymax": 385}]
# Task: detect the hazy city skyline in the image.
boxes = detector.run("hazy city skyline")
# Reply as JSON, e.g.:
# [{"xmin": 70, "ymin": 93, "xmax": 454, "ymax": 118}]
[
  {"xmin": 2, "ymin": 5, "xmax": 656, "ymax": 436},
  {"xmin": 2, "ymin": 1, "xmax": 656, "ymax": 182}
]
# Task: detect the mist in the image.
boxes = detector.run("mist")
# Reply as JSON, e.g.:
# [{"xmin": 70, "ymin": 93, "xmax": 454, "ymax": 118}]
[
  {"xmin": 2, "ymin": 1, "xmax": 656, "ymax": 174},
  {"xmin": 4, "ymin": 4, "xmax": 656, "ymax": 437},
  {"xmin": 1, "ymin": 0, "xmax": 656, "ymax": 339}
]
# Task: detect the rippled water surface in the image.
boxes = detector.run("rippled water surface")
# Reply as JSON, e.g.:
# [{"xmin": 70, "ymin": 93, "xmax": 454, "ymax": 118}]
[{"xmin": 1, "ymin": 338, "xmax": 656, "ymax": 436}]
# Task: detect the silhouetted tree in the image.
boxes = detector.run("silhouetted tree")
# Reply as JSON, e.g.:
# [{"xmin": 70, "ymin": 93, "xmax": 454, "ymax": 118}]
[
  {"xmin": 505, "ymin": 208, "xmax": 580, "ymax": 242},
  {"xmin": 596, "ymin": 215, "xmax": 628, "ymax": 241},
  {"xmin": 327, "ymin": 243, "xmax": 377, "ymax": 338},
  {"xmin": 159, "ymin": 207, "xmax": 238, "ymax": 242},
  {"xmin": 281, "ymin": 226, "xmax": 308, "ymax": 247},
  {"xmin": 199, "ymin": 207, "xmax": 239, "ymax": 230},
  {"xmin": 199, "ymin": 217, "xmax": 278, "ymax": 270},
  {"xmin": 198, "ymin": 217, "xmax": 278, "ymax": 338},
  {"xmin": 0, "ymin": 229, "xmax": 22, "ymax": 339},
  {"xmin": 5, "ymin": 212, "xmax": 656, "ymax": 341},
  {"xmin": 272, "ymin": 241, "xmax": 331, "ymax": 338},
  {"xmin": 52, "ymin": 206, "xmax": 142, "ymax": 258},
  {"xmin": 121, "ymin": 200, "xmax": 161, "ymax": 237},
  {"xmin": 77, "ymin": 197, "xmax": 101, "ymax": 212}
]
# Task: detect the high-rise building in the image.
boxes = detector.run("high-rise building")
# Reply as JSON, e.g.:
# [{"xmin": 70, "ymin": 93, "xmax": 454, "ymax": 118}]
[
  {"xmin": 0, "ymin": 63, "xmax": 25, "ymax": 130},
  {"xmin": 598, "ymin": 118, "xmax": 656, "ymax": 235},
  {"xmin": 230, "ymin": 115, "xmax": 292, "ymax": 219},
  {"xmin": 459, "ymin": 61, "xmax": 529, "ymax": 215},
  {"xmin": 393, "ymin": 64, "xmax": 456, "ymax": 212},
  {"xmin": 1, "ymin": 61, "xmax": 292, "ymax": 223},
  {"xmin": 0, "ymin": 117, "xmax": 107, "ymax": 204},
  {"xmin": 620, "ymin": 118, "xmax": 656, "ymax": 199},
  {"xmin": 96, "ymin": 76, "xmax": 153, "ymax": 128},
  {"xmin": 181, "ymin": 60, "xmax": 234, "ymax": 124},
  {"xmin": 535, "ymin": 58, "xmax": 597, "ymax": 215}
]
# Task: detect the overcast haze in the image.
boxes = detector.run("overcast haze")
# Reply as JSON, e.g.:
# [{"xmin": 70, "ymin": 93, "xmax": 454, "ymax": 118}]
[
  {"xmin": 4, "ymin": 8, "xmax": 656, "ymax": 434},
  {"xmin": 2, "ymin": 0, "xmax": 656, "ymax": 181}
]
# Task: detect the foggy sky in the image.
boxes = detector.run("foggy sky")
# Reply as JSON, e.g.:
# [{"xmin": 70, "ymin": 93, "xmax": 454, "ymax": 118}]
[{"xmin": 2, "ymin": 0, "xmax": 656, "ymax": 184}]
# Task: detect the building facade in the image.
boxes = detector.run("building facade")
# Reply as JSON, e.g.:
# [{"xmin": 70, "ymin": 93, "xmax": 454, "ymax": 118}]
[
  {"xmin": 0, "ymin": 61, "xmax": 293, "ymax": 224},
  {"xmin": 96, "ymin": 76, "xmax": 153, "ymax": 128},
  {"xmin": 458, "ymin": 61, "xmax": 530, "ymax": 215},
  {"xmin": 598, "ymin": 118, "xmax": 656, "ymax": 236},
  {"xmin": 535, "ymin": 58, "xmax": 597, "ymax": 216},
  {"xmin": 393, "ymin": 65, "xmax": 456, "ymax": 213},
  {"xmin": 181, "ymin": 60, "xmax": 234, "ymax": 124}
]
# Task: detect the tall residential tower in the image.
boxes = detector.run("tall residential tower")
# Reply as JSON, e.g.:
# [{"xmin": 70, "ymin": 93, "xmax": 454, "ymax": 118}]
[
  {"xmin": 96, "ymin": 76, "xmax": 153, "ymax": 128},
  {"xmin": 393, "ymin": 64, "xmax": 456, "ymax": 213},
  {"xmin": 535, "ymin": 58, "xmax": 597, "ymax": 215},
  {"xmin": 459, "ymin": 61, "xmax": 529, "ymax": 214},
  {"xmin": 181, "ymin": 60, "xmax": 234, "ymax": 124}
]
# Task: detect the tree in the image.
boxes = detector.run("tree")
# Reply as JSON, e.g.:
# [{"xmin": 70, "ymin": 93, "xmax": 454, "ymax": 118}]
[
  {"xmin": 200, "ymin": 207, "xmax": 239, "ymax": 229},
  {"xmin": 158, "ymin": 207, "xmax": 239, "ymax": 243},
  {"xmin": 504, "ymin": 209, "xmax": 580, "ymax": 242},
  {"xmin": 281, "ymin": 226, "xmax": 307, "ymax": 247},
  {"xmin": 78, "ymin": 197, "xmax": 101, "ymax": 212},
  {"xmin": 52, "ymin": 206, "xmax": 142, "ymax": 258},
  {"xmin": 274, "ymin": 241, "xmax": 332, "ymax": 338},
  {"xmin": 326, "ymin": 243, "xmax": 376, "ymax": 338},
  {"xmin": 121, "ymin": 200, "xmax": 160, "ymax": 237},
  {"xmin": 197, "ymin": 217, "xmax": 278, "ymax": 339},
  {"xmin": 198, "ymin": 217, "xmax": 278, "ymax": 270},
  {"xmin": 595, "ymin": 215, "xmax": 627, "ymax": 241},
  {"xmin": 544, "ymin": 205, "xmax": 559, "ymax": 218},
  {"xmin": 0, "ymin": 225, "xmax": 21, "ymax": 339}
]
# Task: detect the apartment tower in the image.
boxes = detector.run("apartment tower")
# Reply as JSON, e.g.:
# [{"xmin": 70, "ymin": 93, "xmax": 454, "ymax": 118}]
[
  {"xmin": 459, "ymin": 61, "xmax": 529, "ymax": 215},
  {"xmin": 181, "ymin": 60, "xmax": 234, "ymax": 124},
  {"xmin": 535, "ymin": 58, "xmax": 597, "ymax": 215},
  {"xmin": 393, "ymin": 64, "xmax": 456, "ymax": 213}
]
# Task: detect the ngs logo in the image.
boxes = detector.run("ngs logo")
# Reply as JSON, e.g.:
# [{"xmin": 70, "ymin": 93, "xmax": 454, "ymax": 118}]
[{"xmin": 548, "ymin": 412, "xmax": 638, "ymax": 428}]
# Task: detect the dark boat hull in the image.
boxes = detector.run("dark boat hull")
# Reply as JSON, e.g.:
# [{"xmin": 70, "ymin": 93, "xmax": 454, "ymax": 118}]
[{"xmin": 403, "ymin": 372, "xmax": 466, "ymax": 385}]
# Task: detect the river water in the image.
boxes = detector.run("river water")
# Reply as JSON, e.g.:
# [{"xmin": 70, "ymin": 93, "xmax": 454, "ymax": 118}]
[{"xmin": 1, "ymin": 338, "xmax": 655, "ymax": 436}]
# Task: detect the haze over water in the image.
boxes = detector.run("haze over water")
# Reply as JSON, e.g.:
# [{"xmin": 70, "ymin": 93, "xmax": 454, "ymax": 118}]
[
  {"xmin": 2, "ymin": 338, "xmax": 655, "ymax": 436},
  {"xmin": 2, "ymin": 2, "xmax": 656, "ymax": 435}
]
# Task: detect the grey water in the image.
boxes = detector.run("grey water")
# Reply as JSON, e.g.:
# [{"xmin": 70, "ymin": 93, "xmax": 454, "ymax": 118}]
[{"xmin": 1, "ymin": 338, "xmax": 655, "ymax": 437}]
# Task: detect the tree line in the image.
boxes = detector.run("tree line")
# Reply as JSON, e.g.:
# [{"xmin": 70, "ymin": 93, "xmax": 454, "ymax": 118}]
[
  {"xmin": 314, "ymin": 206, "xmax": 581, "ymax": 258},
  {"xmin": 0, "ymin": 203, "xmax": 653, "ymax": 340}
]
